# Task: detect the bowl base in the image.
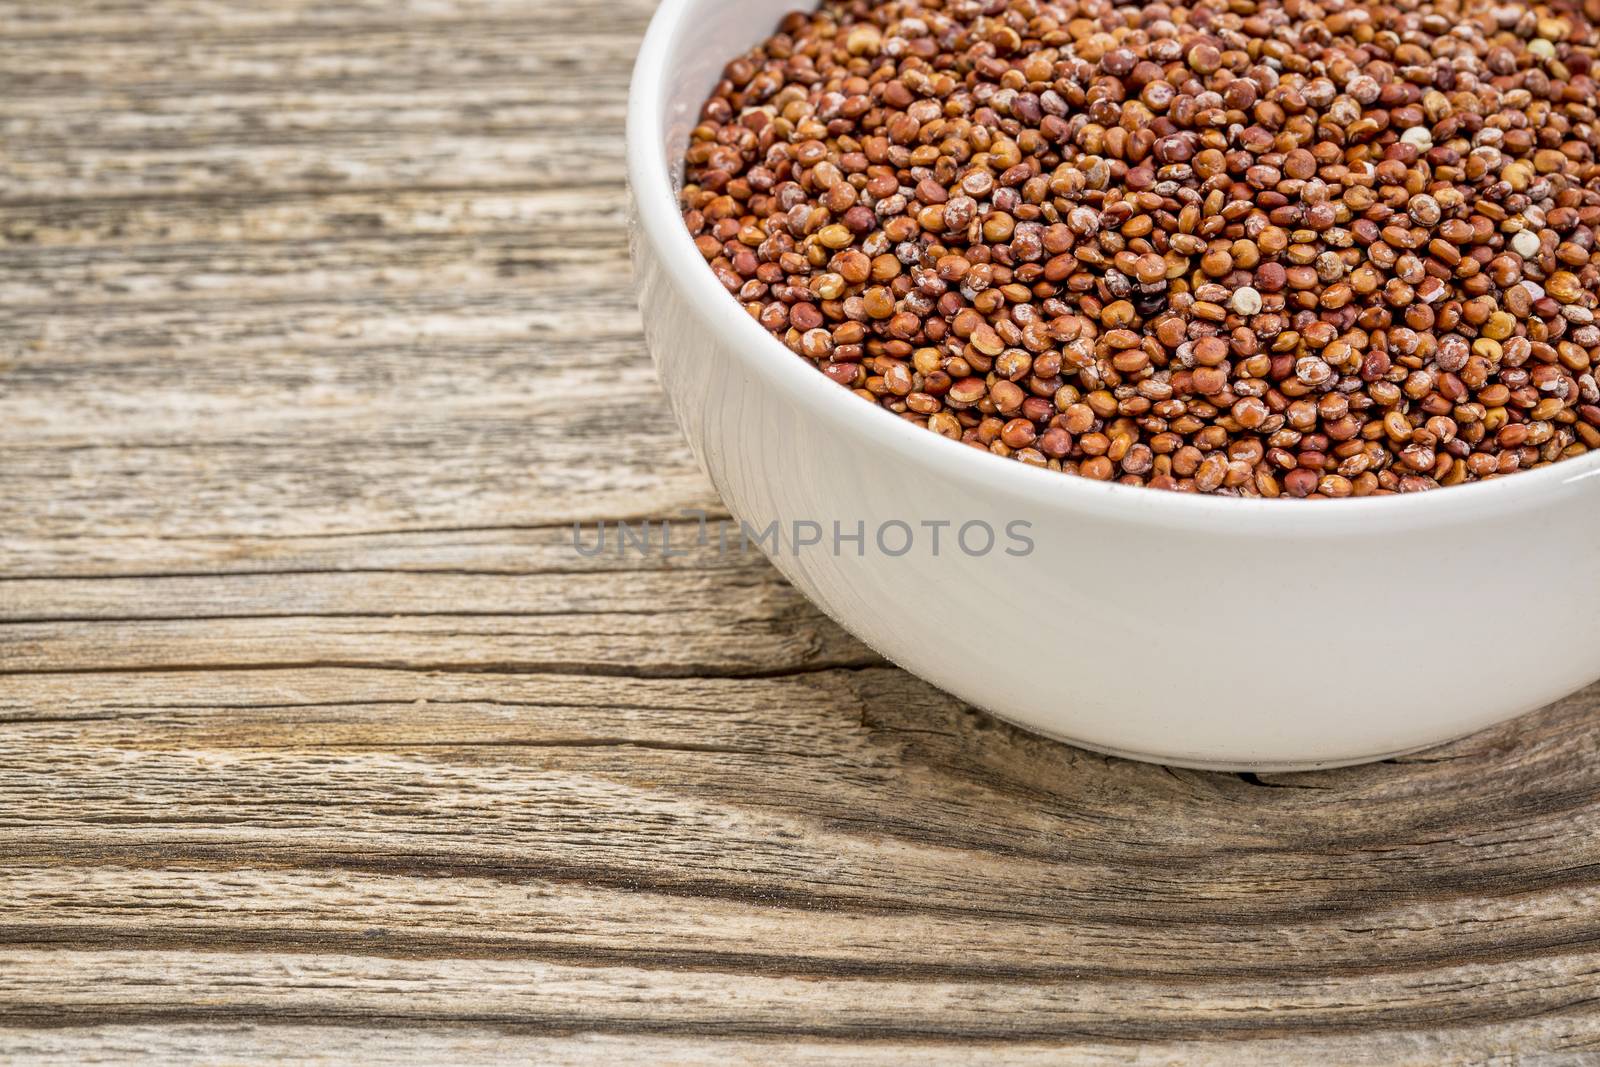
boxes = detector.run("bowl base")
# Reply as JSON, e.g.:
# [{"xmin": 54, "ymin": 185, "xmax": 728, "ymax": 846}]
[{"xmin": 983, "ymin": 709, "xmax": 1467, "ymax": 773}]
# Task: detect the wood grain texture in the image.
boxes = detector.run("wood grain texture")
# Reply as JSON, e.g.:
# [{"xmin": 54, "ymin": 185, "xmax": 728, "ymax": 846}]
[{"xmin": 4, "ymin": 0, "xmax": 1600, "ymax": 1063}]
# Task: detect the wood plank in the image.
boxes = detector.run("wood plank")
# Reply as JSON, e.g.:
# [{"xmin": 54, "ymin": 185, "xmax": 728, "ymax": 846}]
[
  {"xmin": 4, "ymin": 1024, "xmax": 1596, "ymax": 1067},
  {"xmin": 4, "ymin": 945, "xmax": 1600, "ymax": 1042},
  {"xmin": 1, "ymin": 186, "xmax": 617, "ymax": 248},
  {"xmin": 0, "ymin": 1, "xmax": 614, "ymax": 39}
]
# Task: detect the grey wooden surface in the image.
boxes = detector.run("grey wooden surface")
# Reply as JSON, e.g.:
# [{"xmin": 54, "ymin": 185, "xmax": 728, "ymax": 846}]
[{"xmin": 4, "ymin": 1, "xmax": 1600, "ymax": 1062}]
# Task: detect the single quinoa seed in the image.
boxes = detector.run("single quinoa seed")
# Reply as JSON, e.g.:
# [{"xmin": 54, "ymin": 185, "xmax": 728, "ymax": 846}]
[{"xmin": 680, "ymin": 0, "xmax": 1600, "ymax": 497}]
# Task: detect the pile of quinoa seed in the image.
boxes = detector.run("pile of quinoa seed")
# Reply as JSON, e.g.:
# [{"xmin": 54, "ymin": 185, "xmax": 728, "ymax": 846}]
[{"xmin": 680, "ymin": 0, "xmax": 1600, "ymax": 496}]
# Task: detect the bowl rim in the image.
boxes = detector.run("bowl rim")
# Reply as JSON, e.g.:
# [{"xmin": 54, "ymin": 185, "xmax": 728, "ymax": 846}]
[{"xmin": 625, "ymin": 0, "xmax": 1600, "ymax": 530}]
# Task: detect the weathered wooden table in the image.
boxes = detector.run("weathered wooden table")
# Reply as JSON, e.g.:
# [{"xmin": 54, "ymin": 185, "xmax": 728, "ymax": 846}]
[{"xmin": 5, "ymin": 1, "xmax": 1600, "ymax": 1062}]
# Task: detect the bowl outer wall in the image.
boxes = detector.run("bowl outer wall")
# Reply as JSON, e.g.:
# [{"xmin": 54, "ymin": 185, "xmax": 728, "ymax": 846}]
[{"xmin": 626, "ymin": 0, "xmax": 1600, "ymax": 767}]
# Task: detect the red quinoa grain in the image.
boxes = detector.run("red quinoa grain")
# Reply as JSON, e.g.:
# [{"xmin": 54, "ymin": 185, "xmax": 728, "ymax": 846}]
[{"xmin": 681, "ymin": 0, "xmax": 1600, "ymax": 496}]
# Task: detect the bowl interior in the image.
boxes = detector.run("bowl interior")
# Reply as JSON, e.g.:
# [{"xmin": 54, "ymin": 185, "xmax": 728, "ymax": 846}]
[{"xmin": 628, "ymin": 0, "xmax": 1600, "ymax": 532}]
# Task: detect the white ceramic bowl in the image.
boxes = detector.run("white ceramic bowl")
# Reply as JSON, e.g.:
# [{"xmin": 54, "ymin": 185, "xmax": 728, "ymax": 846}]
[{"xmin": 626, "ymin": 0, "xmax": 1600, "ymax": 770}]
